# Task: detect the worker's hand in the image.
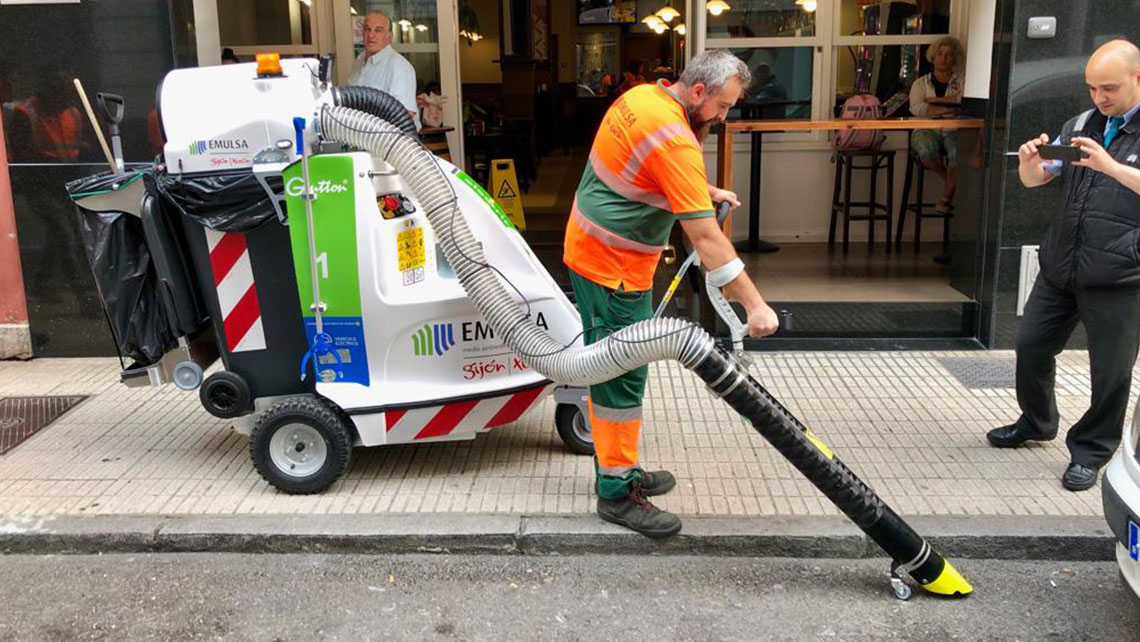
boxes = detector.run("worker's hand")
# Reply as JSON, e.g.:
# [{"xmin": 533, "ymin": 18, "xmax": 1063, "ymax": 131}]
[
  {"xmin": 1018, "ymin": 133, "xmax": 1051, "ymax": 165},
  {"xmin": 745, "ymin": 301, "xmax": 780, "ymax": 338},
  {"xmin": 1071, "ymin": 136, "xmax": 1118, "ymax": 175},
  {"xmin": 708, "ymin": 185, "xmax": 741, "ymax": 210}
]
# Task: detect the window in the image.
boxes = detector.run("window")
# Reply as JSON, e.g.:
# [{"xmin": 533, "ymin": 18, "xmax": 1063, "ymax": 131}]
[
  {"xmin": 836, "ymin": 43, "xmax": 930, "ymax": 110},
  {"xmin": 838, "ymin": 0, "xmax": 951, "ymax": 37},
  {"xmin": 707, "ymin": 0, "xmax": 816, "ymax": 39},
  {"xmin": 727, "ymin": 47, "xmax": 814, "ymax": 120},
  {"xmin": 699, "ymin": 0, "xmax": 962, "ymax": 136},
  {"xmin": 576, "ymin": 30, "xmax": 620, "ymax": 97},
  {"xmin": 219, "ymin": 0, "xmax": 314, "ymax": 47}
]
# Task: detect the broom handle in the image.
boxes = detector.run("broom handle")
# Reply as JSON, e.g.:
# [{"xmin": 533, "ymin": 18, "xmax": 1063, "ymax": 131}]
[{"xmin": 73, "ymin": 78, "xmax": 120, "ymax": 176}]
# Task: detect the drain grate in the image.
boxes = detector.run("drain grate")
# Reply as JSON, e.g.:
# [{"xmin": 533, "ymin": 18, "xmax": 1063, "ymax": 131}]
[
  {"xmin": 937, "ymin": 357, "xmax": 1017, "ymax": 389},
  {"xmin": 0, "ymin": 396, "xmax": 86, "ymax": 455}
]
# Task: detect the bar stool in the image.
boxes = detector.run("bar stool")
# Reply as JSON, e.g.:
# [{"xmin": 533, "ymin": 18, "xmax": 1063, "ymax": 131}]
[
  {"xmin": 829, "ymin": 149, "xmax": 895, "ymax": 253},
  {"xmin": 895, "ymin": 148, "xmax": 951, "ymax": 252}
]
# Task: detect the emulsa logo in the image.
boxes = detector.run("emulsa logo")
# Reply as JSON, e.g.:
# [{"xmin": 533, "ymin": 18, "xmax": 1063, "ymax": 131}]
[
  {"xmin": 188, "ymin": 138, "xmax": 251, "ymax": 156},
  {"xmin": 461, "ymin": 312, "xmax": 548, "ymax": 343}
]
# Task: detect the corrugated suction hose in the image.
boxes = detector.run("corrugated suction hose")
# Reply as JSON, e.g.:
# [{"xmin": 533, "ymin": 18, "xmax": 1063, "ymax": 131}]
[{"xmin": 318, "ymin": 105, "xmax": 973, "ymax": 598}]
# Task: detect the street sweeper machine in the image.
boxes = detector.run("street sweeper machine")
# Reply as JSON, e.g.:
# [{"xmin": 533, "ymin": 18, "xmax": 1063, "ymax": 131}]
[{"xmin": 68, "ymin": 55, "xmax": 972, "ymax": 600}]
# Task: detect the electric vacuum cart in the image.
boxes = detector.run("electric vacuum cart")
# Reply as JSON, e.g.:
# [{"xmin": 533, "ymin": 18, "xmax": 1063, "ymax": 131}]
[{"xmin": 69, "ymin": 57, "xmax": 972, "ymax": 599}]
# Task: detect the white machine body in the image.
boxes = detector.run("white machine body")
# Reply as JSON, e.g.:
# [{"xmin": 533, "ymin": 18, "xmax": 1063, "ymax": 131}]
[
  {"xmin": 157, "ymin": 60, "xmax": 582, "ymax": 447},
  {"xmin": 323, "ymin": 153, "xmax": 581, "ymax": 446},
  {"xmin": 160, "ymin": 60, "xmax": 331, "ymax": 174}
]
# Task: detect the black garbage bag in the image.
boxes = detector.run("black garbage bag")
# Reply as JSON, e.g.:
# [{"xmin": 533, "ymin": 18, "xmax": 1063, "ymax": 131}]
[
  {"xmin": 68, "ymin": 168, "xmax": 176, "ymax": 366},
  {"xmin": 152, "ymin": 169, "xmax": 282, "ymax": 233}
]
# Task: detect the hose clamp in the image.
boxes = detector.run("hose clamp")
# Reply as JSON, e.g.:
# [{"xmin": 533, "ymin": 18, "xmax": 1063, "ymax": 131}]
[
  {"xmin": 895, "ymin": 541, "xmax": 932, "ymax": 578},
  {"xmin": 708, "ymin": 370, "xmax": 745, "ymax": 399}
]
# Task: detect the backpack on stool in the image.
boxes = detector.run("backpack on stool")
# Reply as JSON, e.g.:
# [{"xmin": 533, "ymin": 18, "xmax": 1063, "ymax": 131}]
[{"xmin": 832, "ymin": 93, "xmax": 886, "ymax": 151}]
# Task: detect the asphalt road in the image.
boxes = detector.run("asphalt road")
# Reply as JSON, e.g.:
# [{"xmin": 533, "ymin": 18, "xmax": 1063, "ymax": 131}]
[{"xmin": 0, "ymin": 553, "xmax": 1136, "ymax": 641}]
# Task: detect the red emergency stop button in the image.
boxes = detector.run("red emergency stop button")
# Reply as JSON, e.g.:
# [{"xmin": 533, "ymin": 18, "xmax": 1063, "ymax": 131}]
[{"xmin": 383, "ymin": 196, "xmax": 399, "ymax": 211}]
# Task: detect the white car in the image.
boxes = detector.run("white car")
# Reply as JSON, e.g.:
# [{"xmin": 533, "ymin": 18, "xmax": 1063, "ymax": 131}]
[{"xmin": 1103, "ymin": 397, "xmax": 1140, "ymax": 599}]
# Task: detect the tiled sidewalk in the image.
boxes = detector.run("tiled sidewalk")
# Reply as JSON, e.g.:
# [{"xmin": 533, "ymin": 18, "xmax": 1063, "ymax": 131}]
[{"xmin": 0, "ymin": 352, "xmax": 1133, "ymax": 520}]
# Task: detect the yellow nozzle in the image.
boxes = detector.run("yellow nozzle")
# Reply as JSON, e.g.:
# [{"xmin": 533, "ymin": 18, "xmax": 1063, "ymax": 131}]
[{"xmin": 921, "ymin": 559, "xmax": 974, "ymax": 597}]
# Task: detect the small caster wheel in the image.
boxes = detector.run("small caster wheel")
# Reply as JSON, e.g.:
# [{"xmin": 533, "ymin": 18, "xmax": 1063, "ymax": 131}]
[
  {"xmin": 891, "ymin": 576, "xmax": 913, "ymax": 601},
  {"xmin": 555, "ymin": 403, "xmax": 594, "ymax": 456},
  {"xmin": 172, "ymin": 361, "xmax": 204, "ymax": 391}
]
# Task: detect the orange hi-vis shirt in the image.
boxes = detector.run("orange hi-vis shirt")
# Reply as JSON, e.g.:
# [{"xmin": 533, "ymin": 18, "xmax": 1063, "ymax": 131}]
[{"xmin": 564, "ymin": 80, "xmax": 714, "ymax": 291}]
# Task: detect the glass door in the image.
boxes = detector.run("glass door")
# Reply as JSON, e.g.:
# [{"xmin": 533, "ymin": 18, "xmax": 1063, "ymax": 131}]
[{"xmin": 332, "ymin": 0, "xmax": 464, "ymax": 165}]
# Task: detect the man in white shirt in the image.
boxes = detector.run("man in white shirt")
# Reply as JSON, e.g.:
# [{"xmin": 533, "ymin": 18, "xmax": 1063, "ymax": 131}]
[{"xmin": 348, "ymin": 12, "xmax": 420, "ymax": 130}]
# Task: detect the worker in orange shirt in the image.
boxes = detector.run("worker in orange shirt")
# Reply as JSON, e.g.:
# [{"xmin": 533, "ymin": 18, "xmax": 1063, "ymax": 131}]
[
  {"xmin": 10, "ymin": 71, "xmax": 83, "ymax": 162},
  {"xmin": 564, "ymin": 50, "xmax": 780, "ymax": 538}
]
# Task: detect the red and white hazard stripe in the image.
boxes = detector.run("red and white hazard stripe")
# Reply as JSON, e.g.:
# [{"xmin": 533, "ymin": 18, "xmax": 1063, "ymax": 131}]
[
  {"xmin": 384, "ymin": 384, "xmax": 552, "ymax": 443},
  {"xmin": 205, "ymin": 229, "xmax": 266, "ymax": 353}
]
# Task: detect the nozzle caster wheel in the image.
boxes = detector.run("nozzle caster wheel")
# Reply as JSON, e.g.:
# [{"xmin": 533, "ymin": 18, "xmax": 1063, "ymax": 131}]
[
  {"xmin": 250, "ymin": 396, "xmax": 352, "ymax": 494},
  {"xmin": 890, "ymin": 562, "xmax": 913, "ymax": 601},
  {"xmin": 555, "ymin": 403, "xmax": 594, "ymax": 456}
]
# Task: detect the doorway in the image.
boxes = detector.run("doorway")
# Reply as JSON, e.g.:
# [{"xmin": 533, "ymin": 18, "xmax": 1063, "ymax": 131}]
[{"xmin": 454, "ymin": 1, "xmax": 693, "ymax": 288}]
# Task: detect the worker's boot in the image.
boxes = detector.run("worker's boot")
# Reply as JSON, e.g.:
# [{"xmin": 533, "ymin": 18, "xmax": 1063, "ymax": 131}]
[
  {"xmin": 595, "ymin": 468, "xmax": 676, "ymax": 497},
  {"xmin": 637, "ymin": 468, "xmax": 676, "ymax": 497},
  {"xmin": 597, "ymin": 480, "xmax": 682, "ymax": 538}
]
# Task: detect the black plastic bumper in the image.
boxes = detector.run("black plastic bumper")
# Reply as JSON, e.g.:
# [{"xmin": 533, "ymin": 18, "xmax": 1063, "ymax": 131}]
[{"xmin": 1102, "ymin": 468, "xmax": 1140, "ymax": 549}]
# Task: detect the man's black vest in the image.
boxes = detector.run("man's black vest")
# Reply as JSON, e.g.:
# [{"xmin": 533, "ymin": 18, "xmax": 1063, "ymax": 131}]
[{"xmin": 1039, "ymin": 106, "xmax": 1140, "ymax": 289}]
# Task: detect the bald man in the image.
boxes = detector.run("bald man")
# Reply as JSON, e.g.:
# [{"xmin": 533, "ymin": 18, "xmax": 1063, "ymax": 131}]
[
  {"xmin": 348, "ymin": 12, "xmax": 420, "ymax": 129},
  {"xmin": 988, "ymin": 39, "xmax": 1140, "ymax": 491}
]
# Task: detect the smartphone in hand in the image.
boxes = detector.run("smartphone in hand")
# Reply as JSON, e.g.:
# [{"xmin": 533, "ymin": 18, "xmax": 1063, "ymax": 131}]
[{"xmin": 1037, "ymin": 144, "xmax": 1088, "ymax": 162}]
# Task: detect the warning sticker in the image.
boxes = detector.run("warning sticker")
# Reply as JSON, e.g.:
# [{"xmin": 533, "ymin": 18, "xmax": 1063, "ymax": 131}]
[
  {"xmin": 402, "ymin": 266, "xmax": 425, "ymax": 286},
  {"xmin": 397, "ymin": 226, "xmax": 425, "ymax": 272},
  {"xmin": 496, "ymin": 180, "xmax": 518, "ymax": 198}
]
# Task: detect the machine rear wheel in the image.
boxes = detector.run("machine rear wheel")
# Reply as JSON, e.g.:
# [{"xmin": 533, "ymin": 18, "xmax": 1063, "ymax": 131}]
[
  {"xmin": 250, "ymin": 396, "xmax": 352, "ymax": 494},
  {"xmin": 555, "ymin": 403, "xmax": 594, "ymax": 456},
  {"xmin": 200, "ymin": 371, "xmax": 251, "ymax": 418}
]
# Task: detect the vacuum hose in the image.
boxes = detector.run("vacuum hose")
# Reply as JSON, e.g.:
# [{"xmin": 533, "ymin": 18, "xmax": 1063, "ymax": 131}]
[
  {"xmin": 319, "ymin": 105, "xmax": 973, "ymax": 598},
  {"xmin": 333, "ymin": 87, "xmax": 418, "ymax": 136}
]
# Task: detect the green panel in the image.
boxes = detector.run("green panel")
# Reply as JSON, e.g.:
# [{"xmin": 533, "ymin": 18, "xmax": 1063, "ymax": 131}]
[{"xmin": 284, "ymin": 155, "xmax": 361, "ymax": 318}]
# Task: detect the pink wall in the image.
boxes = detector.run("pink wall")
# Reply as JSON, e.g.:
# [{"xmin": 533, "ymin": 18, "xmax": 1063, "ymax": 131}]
[{"xmin": 0, "ymin": 110, "xmax": 30, "ymax": 326}]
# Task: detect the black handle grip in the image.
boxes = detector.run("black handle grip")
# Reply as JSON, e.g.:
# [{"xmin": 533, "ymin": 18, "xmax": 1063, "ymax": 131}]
[
  {"xmin": 95, "ymin": 92, "xmax": 125, "ymax": 125},
  {"xmin": 715, "ymin": 200, "xmax": 732, "ymax": 226},
  {"xmin": 318, "ymin": 55, "xmax": 334, "ymax": 84}
]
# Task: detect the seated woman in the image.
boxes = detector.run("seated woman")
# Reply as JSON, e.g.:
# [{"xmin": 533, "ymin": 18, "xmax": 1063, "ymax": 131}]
[{"xmin": 908, "ymin": 36, "xmax": 965, "ymax": 215}]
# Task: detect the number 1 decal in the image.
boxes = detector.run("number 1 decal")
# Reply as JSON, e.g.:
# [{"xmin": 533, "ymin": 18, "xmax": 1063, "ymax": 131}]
[{"xmin": 316, "ymin": 252, "xmax": 329, "ymax": 279}]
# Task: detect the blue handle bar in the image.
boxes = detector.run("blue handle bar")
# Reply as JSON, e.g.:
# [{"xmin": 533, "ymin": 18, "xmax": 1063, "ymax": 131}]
[{"xmin": 292, "ymin": 117, "xmax": 306, "ymax": 154}]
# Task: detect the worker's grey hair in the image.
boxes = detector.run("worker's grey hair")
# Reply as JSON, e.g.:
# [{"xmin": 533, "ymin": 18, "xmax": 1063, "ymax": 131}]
[
  {"xmin": 679, "ymin": 50, "xmax": 752, "ymax": 94},
  {"xmin": 925, "ymin": 36, "xmax": 965, "ymax": 70}
]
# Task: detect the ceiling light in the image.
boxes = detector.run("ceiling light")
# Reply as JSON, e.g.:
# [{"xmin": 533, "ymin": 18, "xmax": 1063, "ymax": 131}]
[
  {"xmin": 397, "ymin": 18, "xmax": 412, "ymax": 31},
  {"xmin": 795, "ymin": 0, "xmax": 817, "ymax": 11},
  {"xmin": 415, "ymin": 24, "xmax": 428, "ymax": 32},
  {"xmin": 707, "ymin": 1, "xmax": 730, "ymax": 16},
  {"xmin": 655, "ymin": 5, "xmax": 680, "ymax": 23},
  {"xmin": 673, "ymin": 23, "xmax": 686, "ymax": 36},
  {"xmin": 653, "ymin": 23, "xmax": 667, "ymax": 34}
]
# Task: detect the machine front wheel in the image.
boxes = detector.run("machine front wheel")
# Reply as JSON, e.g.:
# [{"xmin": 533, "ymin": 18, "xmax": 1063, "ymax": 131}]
[
  {"xmin": 250, "ymin": 396, "xmax": 352, "ymax": 494},
  {"xmin": 555, "ymin": 403, "xmax": 594, "ymax": 456}
]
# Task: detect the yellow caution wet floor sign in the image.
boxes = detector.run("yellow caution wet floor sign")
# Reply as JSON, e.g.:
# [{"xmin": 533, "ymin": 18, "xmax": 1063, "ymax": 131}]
[{"xmin": 490, "ymin": 159, "xmax": 526, "ymax": 230}]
